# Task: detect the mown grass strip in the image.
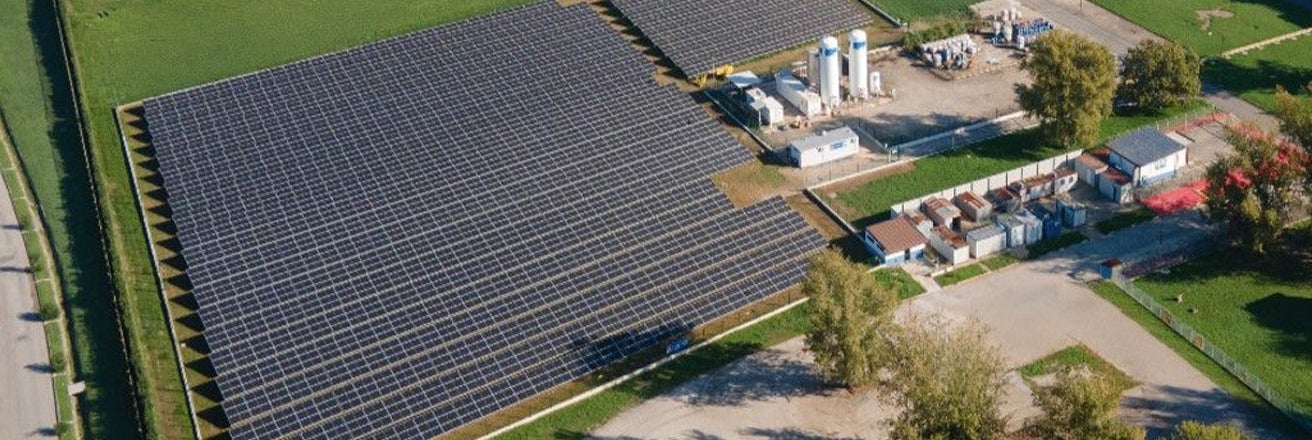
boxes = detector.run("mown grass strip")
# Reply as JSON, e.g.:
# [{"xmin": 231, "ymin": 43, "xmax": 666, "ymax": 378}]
[
  {"xmin": 1095, "ymin": 208, "xmax": 1156, "ymax": 234},
  {"xmin": 1027, "ymin": 231, "xmax": 1089, "ymax": 259},
  {"xmin": 934, "ymin": 263, "xmax": 987, "ymax": 286},
  {"xmin": 981, "ymin": 253, "xmax": 1019, "ymax": 271}
]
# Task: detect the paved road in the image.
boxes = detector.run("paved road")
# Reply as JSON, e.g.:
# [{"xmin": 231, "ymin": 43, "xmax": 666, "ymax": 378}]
[
  {"xmin": 1022, "ymin": 0, "xmax": 1282, "ymax": 131},
  {"xmin": 0, "ymin": 169, "xmax": 58, "ymax": 438}
]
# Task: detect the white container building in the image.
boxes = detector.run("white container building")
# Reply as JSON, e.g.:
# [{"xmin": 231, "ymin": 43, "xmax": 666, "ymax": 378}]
[
  {"xmin": 819, "ymin": 36, "xmax": 842, "ymax": 109},
  {"xmin": 744, "ymin": 88, "xmax": 785, "ymax": 127},
  {"xmin": 966, "ymin": 225, "xmax": 1006, "ymax": 258},
  {"xmin": 848, "ymin": 30, "xmax": 868, "ymax": 100},
  {"xmin": 774, "ymin": 71, "xmax": 822, "ymax": 117},
  {"xmin": 787, "ymin": 126, "xmax": 859, "ymax": 168}
]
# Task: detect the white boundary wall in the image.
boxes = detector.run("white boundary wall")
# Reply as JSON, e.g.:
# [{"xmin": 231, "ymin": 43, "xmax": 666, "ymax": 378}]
[{"xmin": 890, "ymin": 150, "xmax": 1082, "ymax": 216}]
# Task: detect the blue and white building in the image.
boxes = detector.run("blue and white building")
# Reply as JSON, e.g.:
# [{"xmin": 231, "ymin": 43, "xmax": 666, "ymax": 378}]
[{"xmin": 1106, "ymin": 127, "xmax": 1188, "ymax": 187}]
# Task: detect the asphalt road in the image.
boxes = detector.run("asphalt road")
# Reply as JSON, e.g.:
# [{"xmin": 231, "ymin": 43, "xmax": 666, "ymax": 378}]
[{"xmin": 0, "ymin": 168, "xmax": 58, "ymax": 438}]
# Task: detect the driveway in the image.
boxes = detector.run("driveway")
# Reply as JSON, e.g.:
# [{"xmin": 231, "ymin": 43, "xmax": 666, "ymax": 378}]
[
  {"xmin": 593, "ymin": 211, "xmax": 1286, "ymax": 439},
  {"xmin": 0, "ymin": 168, "xmax": 58, "ymax": 438}
]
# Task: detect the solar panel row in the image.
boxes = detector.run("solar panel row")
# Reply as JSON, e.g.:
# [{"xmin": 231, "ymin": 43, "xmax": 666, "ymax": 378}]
[
  {"xmin": 141, "ymin": 1, "xmax": 826, "ymax": 439},
  {"xmin": 610, "ymin": 0, "xmax": 873, "ymax": 75}
]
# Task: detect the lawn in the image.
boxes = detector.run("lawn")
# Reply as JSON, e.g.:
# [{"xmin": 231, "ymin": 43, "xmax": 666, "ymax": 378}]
[
  {"xmin": 1089, "ymin": 0, "xmax": 1312, "ymax": 56},
  {"xmin": 1018, "ymin": 344, "xmax": 1136, "ymax": 393},
  {"xmin": 868, "ymin": 0, "xmax": 976, "ymax": 23},
  {"xmin": 0, "ymin": 0, "xmax": 150, "ymax": 438},
  {"xmin": 1088, "ymin": 281, "xmax": 1307, "ymax": 437},
  {"xmin": 833, "ymin": 101, "xmax": 1212, "ymax": 227},
  {"xmin": 1203, "ymin": 36, "xmax": 1312, "ymax": 112},
  {"xmin": 1027, "ymin": 231, "xmax": 1089, "ymax": 259},
  {"xmin": 934, "ymin": 263, "xmax": 987, "ymax": 286},
  {"xmin": 872, "ymin": 267, "xmax": 926, "ymax": 299},
  {"xmin": 1132, "ymin": 227, "xmax": 1312, "ymax": 417},
  {"xmin": 54, "ymin": 0, "xmax": 536, "ymax": 438},
  {"xmin": 981, "ymin": 253, "xmax": 1019, "ymax": 271},
  {"xmin": 1095, "ymin": 207, "xmax": 1157, "ymax": 234},
  {"xmin": 496, "ymin": 302, "xmax": 813, "ymax": 439}
]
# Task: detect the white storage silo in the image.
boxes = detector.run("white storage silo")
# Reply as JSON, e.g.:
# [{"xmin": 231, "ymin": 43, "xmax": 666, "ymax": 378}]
[
  {"xmin": 806, "ymin": 47, "xmax": 820, "ymax": 90},
  {"xmin": 819, "ymin": 36, "xmax": 841, "ymax": 108},
  {"xmin": 848, "ymin": 30, "xmax": 868, "ymax": 100}
]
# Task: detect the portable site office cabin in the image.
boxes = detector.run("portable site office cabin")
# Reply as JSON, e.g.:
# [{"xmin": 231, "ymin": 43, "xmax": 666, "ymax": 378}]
[
  {"xmin": 788, "ymin": 127, "xmax": 859, "ymax": 167},
  {"xmin": 1106, "ymin": 127, "xmax": 1188, "ymax": 187}
]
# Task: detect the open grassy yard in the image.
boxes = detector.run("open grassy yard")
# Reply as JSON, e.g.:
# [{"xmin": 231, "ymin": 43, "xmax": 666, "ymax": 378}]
[
  {"xmin": 1133, "ymin": 226, "xmax": 1312, "ymax": 417},
  {"xmin": 833, "ymin": 101, "xmax": 1211, "ymax": 227},
  {"xmin": 54, "ymin": 0, "xmax": 534, "ymax": 438},
  {"xmin": 1204, "ymin": 36, "xmax": 1312, "ymax": 112},
  {"xmin": 868, "ymin": 0, "xmax": 976, "ymax": 23},
  {"xmin": 1089, "ymin": 0, "xmax": 1312, "ymax": 56}
]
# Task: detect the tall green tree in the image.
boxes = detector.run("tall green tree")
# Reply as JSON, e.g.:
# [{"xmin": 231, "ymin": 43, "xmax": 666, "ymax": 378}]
[
  {"xmin": 803, "ymin": 249, "xmax": 899, "ymax": 388},
  {"xmin": 1273, "ymin": 83, "xmax": 1312, "ymax": 190},
  {"xmin": 1118, "ymin": 40, "xmax": 1201, "ymax": 112},
  {"xmin": 1029, "ymin": 371, "xmax": 1144, "ymax": 440},
  {"xmin": 885, "ymin": 317, "xmax": 1007, "ymax": 440},
  {"xmin": 1168, "ymin": 421, "xmax": 1251, "ymax": 440},
  {"xmin": 1203, "ymin": 132, "xmax": 1309, "ymax": 255},
  {"xmin": 1016, "ymin": 30, "xmax": 1118, "ymax": 147}
]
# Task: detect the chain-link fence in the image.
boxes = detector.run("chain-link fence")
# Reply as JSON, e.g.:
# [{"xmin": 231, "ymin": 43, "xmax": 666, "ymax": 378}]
[{"xmin": 1108, "ymin": 264, "xmax": 1312, "ymax": 434}]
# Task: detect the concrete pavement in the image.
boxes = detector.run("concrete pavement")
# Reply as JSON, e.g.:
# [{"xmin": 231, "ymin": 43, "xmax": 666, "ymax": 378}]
[{"xmin": 0, "ymin": 168, "xmax": 59, "ymax": 438}]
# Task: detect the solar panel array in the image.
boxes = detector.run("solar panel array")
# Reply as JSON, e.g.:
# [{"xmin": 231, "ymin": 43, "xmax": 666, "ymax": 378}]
[
  {"xmin": 610, "ymin": 0, "xmax": 873, "ymax": 75},
  {"xmin": 141, "ymin": 1, "xmax": 825, "ymax": 439}
]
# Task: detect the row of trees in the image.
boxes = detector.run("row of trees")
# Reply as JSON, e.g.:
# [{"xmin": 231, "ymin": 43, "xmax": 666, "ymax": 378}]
[
  {"xmin": 803, "ymin": 249, "xmax": 1256, "ymax": 439},
  {"xmin": 1016, "ymin": 31, "xmax": 1201, "ymax": 147}
]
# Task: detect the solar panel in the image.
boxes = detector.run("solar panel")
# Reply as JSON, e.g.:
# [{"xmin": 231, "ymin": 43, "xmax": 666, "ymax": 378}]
[
  {"xmin": 610, "ymin": 0, "xmax": 873, "ymax": 75},
  {"xmin": 141, "ymin": 1, "xmax": 826, "ymax": 439}
]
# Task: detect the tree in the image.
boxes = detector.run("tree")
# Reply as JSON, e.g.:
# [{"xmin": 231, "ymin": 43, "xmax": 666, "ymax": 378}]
[
  {"xmin": 1203, "ymin": 131, "xmax": 1309, "ymax": 254},
  {"xmin": 803, "ymin": 249, "xmax": 899, "ymax": 388},
  {"xmin": 1029, "ymin": 371, "xmax": 1144, "ymax": 440},
  {"xmin": 885, "ymin": 317, "xmax": 1007, "ymax": 440},
  {"xmin": 1273, "ymin": 82, "xmax": 1312, "ymax": 149},
  {"xmin": 1016, "ymin": 30, "xmax": 1118, "ymax": 147},
  {"xmin": 1118, "ymin": 40, "xmax": 1201, "ymax": 112},
  {"xmin": 1168, "ymin": 421, "xmax": 1251, "ymax": 440}
]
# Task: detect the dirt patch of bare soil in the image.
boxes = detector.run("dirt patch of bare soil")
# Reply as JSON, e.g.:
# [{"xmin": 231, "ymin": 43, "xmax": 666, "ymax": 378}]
[{"xmin": 1196, "ymin": 9, "xmax": 1234, "ymax": 31}]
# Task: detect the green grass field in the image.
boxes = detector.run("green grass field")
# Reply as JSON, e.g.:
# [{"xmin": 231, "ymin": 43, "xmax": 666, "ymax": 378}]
[
  {"xmin": 1204, "ymin": 36, "xmax": 1312, "ymax": 112},
  {"xmin": 868, "ymin": 0, "xmax": 976, "ymax": 23},
  {"xmin": 834, "ymin": 101, "xmax": 1211, "ymax": 227},
  {"xmin": 52, "ymin": 0, "xmax": 535, "ymax": 438},
  {"xmin": 0, "ymin": 0, "xmax": 149, "ymax": 437},
  {"xmin": 1132, "ymin": 227, "xmax": 1312, "ymax": 416},
  {"xmin": 873, "ymin": 267, "xmax": 926, "ymax": 299},
  {"xmin": 1089, "ymin": 0, "xmax": 1312, "ymax": 56},
  {"xmin": 1088, "ymin": 280, "xmax": 1307, "ymax": 436},
  {"xmin": 934, "ymin": 263, "xmax": 987, "ymax": 286},
  {"xmin": 1095, "ymin": 208, "xmax": 1156, "ymax": 234},
  {"xmin": 1018, "ymin": 344, "xmax": 1136, "ymax": 393}
]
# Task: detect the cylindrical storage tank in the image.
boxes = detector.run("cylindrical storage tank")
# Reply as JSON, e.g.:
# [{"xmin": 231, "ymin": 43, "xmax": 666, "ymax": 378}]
[
  {"xmin": 848, "ymin": 30, "xmax": 868, "ymax": 100},
  {"xmin": 870, "ymin": 71, "xmax": 882, "ymax": 96},
  {"xmin": 819, "ymin": 36, "xmax": 841, "ymax": 108},
  {"xmin": 806, "ymin": 47, "xmax": 820, "ymax": 90}
]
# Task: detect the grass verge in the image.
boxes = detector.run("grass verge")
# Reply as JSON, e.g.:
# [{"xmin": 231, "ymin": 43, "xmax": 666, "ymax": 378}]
[
  {"xmin": 934, "ymin": 263, "xmax": 987, "ymax": 286},
  {"xmin": 1018, "ymin": 344, "xmax": 1136, "ymax": 393},
  {"xmin": 872, "ymin": 267, "xmax": 926, "ymax": 299},
  {"xmin": 832, "ymin": 101, "xmax": 1212, "ymax": 227},
  {"xmin": 1088, "ymin": 0, "xmax": 1312, "ymax": 56},
  {"xmin": 1027, "ymin": 231, "xmax": 1088, "ymax": 259},
  {"xmin": 495, "ymin": 302, "xmax": 813, "ymax": 439},
  {"xmin": 981, "ymin": 253, "xmax": 1019, "ymax": 271},
  {"xmin": 1095, "ymin": 207, "xmax": 1156, "ymax": 234}
]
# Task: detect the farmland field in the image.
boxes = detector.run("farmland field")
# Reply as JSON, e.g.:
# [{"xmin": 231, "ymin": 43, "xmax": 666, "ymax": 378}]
[
  {"xmin": 1133, "ymin": 224, "xmax": 1312, "ymax": 416},
  {"xmin": 867, "ymin": 0, "xmax": 976, "ymax": 23},
  {"xmin": 1089, "ymin": 0, "xmax": 1312, "ymax": 56},
  {"xmin": 832, "ymin": 101, "xmax": 1211, "ymax": 227},
  {"xmin": 57, "ymin": 0, "xmax": 535, "ymax": 438},
  {"xmin": 1204, "ymin": 36, "xmax": 1312, "ymax": 111}
]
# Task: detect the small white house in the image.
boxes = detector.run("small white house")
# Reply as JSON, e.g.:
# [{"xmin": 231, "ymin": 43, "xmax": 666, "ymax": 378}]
[
  {"xmin": 788, "ymin": 127, "xmax": 859, "ymax": 168},
  {"xmin": 929, "ymin": 226, "xmax": 971, "ymax": 265},
  {"xmin": 861, "ymin": 217, "xmax": 928, "ymax": 266},
  {"xmin": 1106, "ymin": 127, "xmax": 1188, "ymax": 187},
  {"xmin": 966, "ymin": 225, "xmax": 1005, "ymax": 258}
]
